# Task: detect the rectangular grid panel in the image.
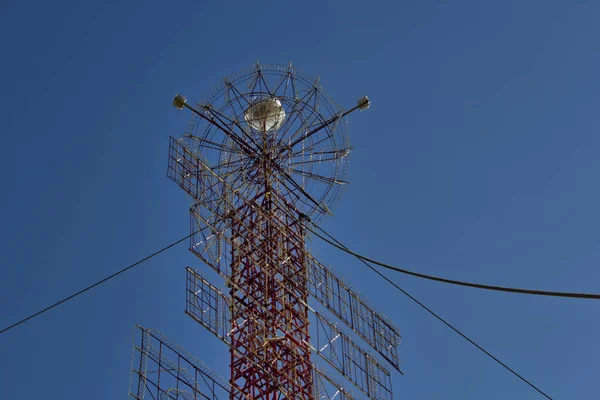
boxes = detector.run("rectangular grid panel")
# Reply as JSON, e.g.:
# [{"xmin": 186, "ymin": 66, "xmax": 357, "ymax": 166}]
[
  {"xmin": 185, "ymin": 267, "xmax": 231, "ymax": 341},
  {"xmin": 189, "ymin": 205, "xmax": 231, "ymax": 276},
  {"xmin": 313, "ymin": 365, "xmax": 355, "ymax": 400},
  {"xmin": 129, "ymin": 325, "xmax": 231, "ymax": 400},
  {"xmin": 307, "ymin": 256, "xmax": 401, "ymax": 371},
  {"xmin": 314, "ymin": 314, "xmax": 393, "ymax": 400},
  {"xmin": 168, "ymin": 136, "xmax": 204, "ymax": 199}
]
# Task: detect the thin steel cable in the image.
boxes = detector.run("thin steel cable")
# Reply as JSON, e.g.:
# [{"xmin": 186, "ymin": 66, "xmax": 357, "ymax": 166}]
[
  {"xmin": 308, "ymin": 224, "xmax": 600, "ymax": 300},
  {"xmin": 0, "ymin": 231, "xmax": 197, "ymax": 336},
  {"xmin": 310, "ymin": 222, "xmax": 553, "ymax": 399}
]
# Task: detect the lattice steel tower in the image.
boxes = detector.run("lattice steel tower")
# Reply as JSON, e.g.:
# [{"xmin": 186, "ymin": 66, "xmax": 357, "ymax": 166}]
[{"xmin": 129, "ymin": 63, "xmax": 402, "ymax": 400}]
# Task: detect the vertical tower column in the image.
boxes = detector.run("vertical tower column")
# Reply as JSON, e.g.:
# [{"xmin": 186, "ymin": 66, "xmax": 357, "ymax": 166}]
[{"xmin": 228, "ymin": 189, "xmax": 313, "ymax": 399}]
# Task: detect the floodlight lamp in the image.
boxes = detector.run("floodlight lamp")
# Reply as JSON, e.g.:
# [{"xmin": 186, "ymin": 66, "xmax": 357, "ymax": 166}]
[
  {"xmin": 357, "ymin": 96, "xmax": 370, "ymax": 111},
  {"xmin": 172, "ymin": 94, "xmax": 187, "ymax": 110}
]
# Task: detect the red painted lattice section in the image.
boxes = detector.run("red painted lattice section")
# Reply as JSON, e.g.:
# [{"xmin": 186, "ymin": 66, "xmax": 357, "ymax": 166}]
[{"xmin": 227, "ymin": 191, "xmax": 313, "ymax": 399}]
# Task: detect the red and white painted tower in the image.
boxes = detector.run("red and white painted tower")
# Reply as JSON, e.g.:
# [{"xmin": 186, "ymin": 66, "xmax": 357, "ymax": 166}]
[{"xmin": 129, "ymin": 63, "xmax": 401, "ymax": 400}]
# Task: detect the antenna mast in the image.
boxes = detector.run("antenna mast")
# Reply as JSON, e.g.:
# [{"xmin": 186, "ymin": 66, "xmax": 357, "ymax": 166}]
[{"xmin": 129, "ymin": 63, "xmax": 400, "ymax": 400}]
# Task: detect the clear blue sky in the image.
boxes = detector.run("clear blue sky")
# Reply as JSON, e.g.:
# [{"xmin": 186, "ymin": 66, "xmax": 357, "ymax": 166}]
[{"xmin": 1, "ymin": 1, "xmax": 599, "ymax": 399}]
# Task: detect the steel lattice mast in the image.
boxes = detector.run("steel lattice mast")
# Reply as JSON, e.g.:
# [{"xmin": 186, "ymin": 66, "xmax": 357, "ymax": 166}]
[
  {"xmin": 226, "ymin": 190, "xmax": 312, "ymax": 398},
  {"xmin": 129, "ymin": 63, "xmax": 402, "ymax": 400}
]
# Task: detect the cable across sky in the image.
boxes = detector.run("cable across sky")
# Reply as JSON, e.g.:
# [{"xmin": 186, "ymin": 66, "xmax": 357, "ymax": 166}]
[
  {"xmin": 307, "ymin": 223, "xmax": 600, "ymax": 300},
  {"xmin": 0, "ymin": 231, "xmax": 197, "ymax": 336}
]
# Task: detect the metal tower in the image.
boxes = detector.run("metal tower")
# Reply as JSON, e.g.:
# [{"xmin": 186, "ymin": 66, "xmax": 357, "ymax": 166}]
[{"xmin": 129, "ymin": 63, "xmax": 402, "ymax": 400}]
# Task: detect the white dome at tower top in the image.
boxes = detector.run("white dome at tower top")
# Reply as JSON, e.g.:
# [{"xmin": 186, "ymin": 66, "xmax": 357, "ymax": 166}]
[{"xmin": 244, "ymin": 98, "xmax": 286, "ymax": 132}]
